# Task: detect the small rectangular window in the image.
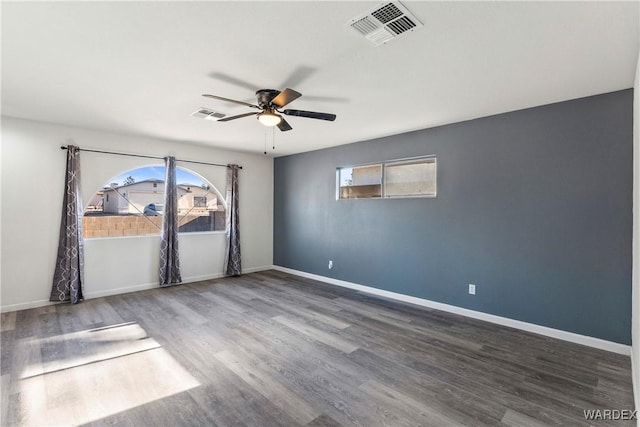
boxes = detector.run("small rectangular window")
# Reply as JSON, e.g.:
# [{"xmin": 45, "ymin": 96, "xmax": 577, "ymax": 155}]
[
  {"xmin": 193, "ymin": 196, "xmax": 207, "ymax": 207},
  {"xmin": 337, "ymin": 156, "xmax": 436, "ymax": 199}
]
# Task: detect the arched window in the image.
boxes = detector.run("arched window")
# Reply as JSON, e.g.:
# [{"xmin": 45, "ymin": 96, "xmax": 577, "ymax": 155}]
[{"xmin": 84, "ymin": 166, "xmax": 226, "ymax": 238}]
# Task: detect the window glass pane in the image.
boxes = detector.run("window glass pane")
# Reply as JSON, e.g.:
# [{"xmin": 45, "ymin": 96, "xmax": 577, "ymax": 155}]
[
  {"xmin": 84, "ymin": 166, "xmax": 225, "ymax": 238},
  {"xmin": 384, "ymin": 158, "xmax": 436, "ymax": 197},
  {"xmin": 176, "ymin": 178, "xmax": 226, "ymax": 234},
  {"xmin": 338, "ymin": 164, "xmax": 382, "ymax": 199}
]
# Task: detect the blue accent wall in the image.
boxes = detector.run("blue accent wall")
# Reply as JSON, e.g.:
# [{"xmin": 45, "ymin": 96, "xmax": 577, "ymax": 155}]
[{"xmin": 274, "ymin": 89, "xmax": 633, "ymax": 345}]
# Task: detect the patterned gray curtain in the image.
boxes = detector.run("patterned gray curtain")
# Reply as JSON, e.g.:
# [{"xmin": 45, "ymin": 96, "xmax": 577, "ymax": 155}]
[
  {"xmin": 223, "ymin": 164, "xmax": 241, "ymax": 276},
  {"xmin": 159, "ymin": 156, "xmax": 182, "ymax": 286},
  {"xmin": 50, "ymin": 145, "xmax": 84, "ymax": 304}
]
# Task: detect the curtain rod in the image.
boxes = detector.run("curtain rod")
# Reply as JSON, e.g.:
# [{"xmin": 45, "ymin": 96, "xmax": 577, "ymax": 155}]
[{"xmin": 60, "ymin": 146, "xmax": 242, "ymax": 169}]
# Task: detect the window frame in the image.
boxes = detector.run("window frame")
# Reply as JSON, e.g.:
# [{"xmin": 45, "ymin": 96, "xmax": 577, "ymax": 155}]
[{"xmin": 336, "ymin": 155, "xmax": 437, "ymax": 200}]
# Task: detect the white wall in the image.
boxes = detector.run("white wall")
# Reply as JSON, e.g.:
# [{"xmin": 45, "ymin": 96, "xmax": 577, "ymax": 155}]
[
  {"xmin": 633, "ymin": 40, "xmax": 640, "ymax": 411},
  {"xmin": 0, "ymin": 116, "xmax": 273, "ymax": 311}
]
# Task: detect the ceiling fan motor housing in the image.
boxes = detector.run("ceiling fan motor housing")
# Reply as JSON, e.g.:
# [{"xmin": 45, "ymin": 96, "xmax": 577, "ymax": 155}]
[{"xmin": 256, "ymin": 89, "xmax": 280, "ymax": 108}]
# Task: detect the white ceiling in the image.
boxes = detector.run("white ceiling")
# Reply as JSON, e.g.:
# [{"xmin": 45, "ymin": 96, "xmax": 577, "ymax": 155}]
[{"xmin": 2, "ymin": 1, "xmax": 638, "ymax": 157}]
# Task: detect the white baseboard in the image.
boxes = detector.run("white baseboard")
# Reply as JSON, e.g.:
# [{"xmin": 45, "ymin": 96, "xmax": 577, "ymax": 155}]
[
  {"xmin": 272, "ymin": 265, "xmax": 632, "ymax": 356},
  {"xmin": 242, "ymin": 265, "xmax": 275, "ymax": 275},
  {"xmin": 0, "ymin": 299, "xmax": 54, "ymax": 313},
  {"xmin": 0, "ymin": 265, "xmax": 273, "ymax": 313},
  {"xmin": 632, "ymin": 351, "xmax": 640, "ymax": 415},
  {"xmin": 84, "ymin": 281, "xmax": 158, "ymax": 300}
]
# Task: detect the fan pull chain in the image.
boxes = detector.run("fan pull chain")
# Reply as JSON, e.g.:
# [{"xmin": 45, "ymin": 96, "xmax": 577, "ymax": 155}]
[
  {"xmin": 264, "ymin": 129, "xmax": 267, "ymax": 155},
  {"xmin": 272, "ymin": 127, "xmax": 275, "ymax": 151}
]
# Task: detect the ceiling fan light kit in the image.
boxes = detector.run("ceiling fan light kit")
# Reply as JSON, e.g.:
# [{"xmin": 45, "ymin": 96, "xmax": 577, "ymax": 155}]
[
  {"xmin": 257, "ymin": 110, "xmax": 282, "ymax": 127},
  {"xmin": 202, "ymin": 87, "xmax": 336, "ymax": 132}
]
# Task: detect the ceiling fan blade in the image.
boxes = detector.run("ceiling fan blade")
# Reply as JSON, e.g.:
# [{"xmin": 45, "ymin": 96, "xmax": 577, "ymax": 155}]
[
  {"xmin": 203, "ymin": 94, "xmax": 260, "ymax": 109},
  {"xmin": 279, "ymin": 66, "xmax": 315, "ymax": 90},
  {"xmin": 218, "ymin": 112, "xmax": 259, "ymax": 122},
  {"xmin": 277, "ymin": 118, "xmax": 293, "ymax": 132},
  {"xmin": 208, "ymin": 72, "xmax": 259, "ymax": 91},
  {"xmin": 283, "ymin": 109, "xmax": 336, "ymax": 121},
  {"xmin": 271, "ymin": 88, "xmax": 302, "ymax": 108}
]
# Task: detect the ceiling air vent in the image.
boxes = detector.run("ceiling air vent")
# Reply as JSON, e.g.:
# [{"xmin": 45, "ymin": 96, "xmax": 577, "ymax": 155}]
[
  {"xmin": 191, "ymin": 107, "xmax": 225, "ymax": 121},
  {"xmin": 347, "ymin": 1, "xmax": 423, "ymax": 46}
]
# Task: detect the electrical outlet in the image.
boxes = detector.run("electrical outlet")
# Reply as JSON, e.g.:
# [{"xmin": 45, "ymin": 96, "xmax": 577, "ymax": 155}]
[
  {"xmin": 468, "ymin": 284, "xmax": 476, "ymax": 295},
  {"xmin": 328, "ymin": 260, "xmax": 333, "ymax": 269}
]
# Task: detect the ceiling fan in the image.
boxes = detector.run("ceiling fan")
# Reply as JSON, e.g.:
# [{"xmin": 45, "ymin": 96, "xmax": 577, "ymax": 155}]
[{"xmin": 202, "ymin": 88, "xmax": 336, "ymax": 132}]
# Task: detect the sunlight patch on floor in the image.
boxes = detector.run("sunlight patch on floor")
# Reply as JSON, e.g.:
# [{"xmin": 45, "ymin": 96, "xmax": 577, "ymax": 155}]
[
  {"xmin": 20, "ymin": 322, "xmax": 157, "ymax": 379},
  {"xmin": 13, "ymin": 323, "xmax": 200, "ymax": 426}
]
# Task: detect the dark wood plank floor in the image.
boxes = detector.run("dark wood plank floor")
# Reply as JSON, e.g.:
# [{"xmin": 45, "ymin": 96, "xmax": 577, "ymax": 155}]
[{"xmin": 1, "ymin": 270, "xmax": 635, "ymax": 426}]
